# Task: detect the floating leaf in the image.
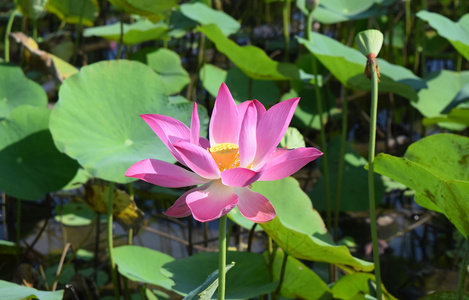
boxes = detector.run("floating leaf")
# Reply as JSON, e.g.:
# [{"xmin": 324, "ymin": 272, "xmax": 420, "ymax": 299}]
[
  {"xmin": 200, "ymin": 64, "xmax": 280, "ymax": 106},
  {"xmin": 0, "ymin": 106, "xmax": 78, "ymax": 200},
  {"xmin": 147, "ymin": 48, "xmax": 190, "ymax": 95},
  {"xmin": 54, "ymin": 202, "xmax": 96, "ymax": 226},
  {"xmin": 297, "ymin": 33, "xmax": 426, "ymax": 101},
  {"xmin": 373, "ymin": 133, "xmax": 469, "ymax": 239},
  {"xmin": 198, "ymin": 24, "xmax": 300, "ymax": 80},
  {"xmin": 83, "ymin": 183, "xmax": 144, "ymax": 231},
  {"xmin": 114, "ymin": 245, "xmax": 175, "ymax": 290},
  {"xmin": 180, "ymin": 2, "xmax": 240, "ymax": 36},
  {"xmin": 251, "ymin": 178, "xmax": 373, "ymax": 272},
  {"xmin": 0, "ymin": 63, "xmax": 47, "ymax": 119},
  {"xmin": 45, "ymin": 0, "xmax": 99, "ymax": 26},
  {"xmin": 417, "ymin": 11, "xmax": 469, "ymax": 61},
  {"xmin": 0, "ymin": 279, "xmax": 64, "ymax": 300},
  {"xmin": 268, "ymin": 249, "xmax": 332, "ymax": 299},
  {"xmin": 107, "ymin": 0, "xmax": 177, "ymax": 22},
  {"xmin": 413, "ymin": 70, "xmax": 469, "ymax": 130},
  {"xmin": 162, "ymin": 251, "xmax": 277, "ymax": 299},
  {"xmin": 311, "ymin": 136, "xmax": 385, "ymax": 212},
  {"xmin": 332, "ymin": 273, "xmax": 397, "ymax": 300},
  {"xmin": 83, "ymin": 19, "xmax": 169, "ymax": 45},
  {"xmin": 49, "ymin": 60, "xmax": 208, "ymax": 184}
]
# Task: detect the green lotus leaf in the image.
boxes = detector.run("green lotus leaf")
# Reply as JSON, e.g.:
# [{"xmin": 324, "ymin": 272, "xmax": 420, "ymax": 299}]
[
  {"xmin": 0, "ymin": 106, "xmax": 79, "ymax": 200},
  {"xmin": 198, "ymin": 24, "xmax": 300, "ymax": 80},
  {"xmin": 114, "ymin": 245, "xmax": 175, "ymax": 290},
  {"xmin": 184, "ymin": 263, "xmax": 235, "ymax": 300},
  {"xmin": 180, "ymin": 2, "xmax": 240, "ymax": 36},
  {"xmin": 200, "ymin": 64, "xmax": 279, "ymax": 106},
  {"xmin": 373, "ymin": 133, "xmax": 469, "ymax": 239},
  {"xmin": 107, "ymin": 0, "xmax": 177, "ymax": 22},
  {"xmin": 45, "ymin": 0, "xmax": 99, "ymax": 26},
  {"xmin": 49, "ymin": 60, "xmax": 208, "ymax": 183},
  {"xmin": 0, "ymin": 279, "xmax": 64, "ymax": 300},
  {"xmin": 441, "ymin": 81, "xmax": 469, "ymax": 113},
  {"xmin": 83, "ymin": 19, "xmax": 169, "ymax": 45},
  {"xmin": 332, "ymin": 273, "xmax": 397, "ymax": 299},
  {"xmin": 16, "ymin": 0, "xmax": 46, "ymax": 20},
  {"xmin": 297, "ymin": 33, "xmax": 426, "ymax": 101},
  {"xmin": 417, "ymin": 11, "xmax": 469, "ymax": 61},
  {"xmin": 161, "ymin": 251, "xmax": 277, "ymax": 299},
  {"xmin": 0, "ymin": 63, "xmax": 47, "ymax": 119},
  {"xmin": 146, "ymin": 48, "xmax": 190, "ymax": 95},
  {"xmin": 423, "ymin": 108, "xmax": 469, "ymax": 127},
  {"xmin": 311, "ymin": 0, "xmax": 394, "ymax": 24}
]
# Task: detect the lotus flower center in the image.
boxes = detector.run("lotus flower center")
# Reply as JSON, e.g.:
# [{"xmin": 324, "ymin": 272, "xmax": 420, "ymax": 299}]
[{"xmin": 209, "ymin": 143, "xmax": 240, "ymax": 171}]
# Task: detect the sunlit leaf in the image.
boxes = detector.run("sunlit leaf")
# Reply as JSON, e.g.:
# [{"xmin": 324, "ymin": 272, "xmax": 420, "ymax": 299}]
[
  {"xmin": 45, "ymin": 0, "xmax": 99, "ymax": 26},
  {"xmin": 332, "ymin": 273, "xmax": 397, "ymax": 300},
  {"xmin": 373, "ymin": 133, "xmax": 469, "ymax": 239},
  {"xmin": 200, "ymin": 64, "xmax": 280, "ymax": 106},
  {"xmin": 0, "ymin": 279, "xmax": 64, "ymax": 300},
  {"xmin": 107, "ymin": 0, "xmax": 177, "ymax": 22},
  {"xmin": 114, "ymin": 245, "xmax": 175, "ymax": 290},
  {"xmin": 54, "ymin": 202, "xmax": 97, "ymax": 226},
  {"xmin": 198, "ymin": 24, "xmax": 300, "ymax": 80},
  {"xmin": 268, "ymin": 249, "xmax": 332, "ymax": 299},
  {"xmin": 49, "ymin": 60, "xmax": 208, "ymax": 184},
  {"xmin": 184, "ymin": 263, "xmax": 235, "ymax": 300},
  {"xmin": 279, "ymin": 127, "xmax": 306, "ymax": 148},
  {"xmin": 83, "ymin": 19, "xmax": 169, "ymax": 45},
  {"xmin": 161, "ymin": 252, "xmax": 277, "ymax": 299},
  {"xmin": 180, "ymin": 2, "xmax": 240, "ymax": 36},
  {"xmin": 0, "ymin": 106, "xmax": 78, "ymax": 200},
  {"xmin": 311, "ymin": 0, "xmax": 394, "ymax": 24},
  {"xmin": 16, "ymin": 0, "xmax": 46, "ymax": 20},
  {"xmin": 417, "ymin": 11, "xmax": 469, "ymax": 61},
  {"xmin": 147, "ymin": 48, "xmax": 190, "ymax": 95},
  {"xmin": 297, "ymin": 33, "xmax": 426, "ymax": 101},
  {"xmin": 423, "ymin": 108, "xmax": 469, "ymax": 127},
  {"xmin": 0, "ymin": 63, "xmax": 47, "ymax": 119},
  {"xmin": 441, "ymin": 81, "xmax": 469, "ymax": 113}
]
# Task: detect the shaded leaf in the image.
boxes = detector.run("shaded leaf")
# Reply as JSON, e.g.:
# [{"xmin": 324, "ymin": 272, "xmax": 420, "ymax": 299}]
[
  {"xmin": 0, "ymin": 279, "xmax": 64, "ymax": 300},
  {"xmin": 16, "ymin": 0, "xmax": 46, "ymax": 20},
  {"xmin": 332, "ymin": 273, "xmax": 397, "ymax": 300},
  {"xmin": 107, "ymin": 0, "xmax": 177, "ymax": 22},
  {"xmin": 311, "ymin": 0, "xmax": 394, "ymax": 24},
  {"xmin": 45, "ymin": 0, "xmax": 99, "ymax": 26},
  {"xmin": 423, "ymin": 108, "xmax": 469, "ymax": 127},
  {"xmin": 441, "ymin": 81, "xmax": 469, "ymax": 113},
  {"xmin": 184, "ymin": 263, "xmax": 235, "ymax": 300}
]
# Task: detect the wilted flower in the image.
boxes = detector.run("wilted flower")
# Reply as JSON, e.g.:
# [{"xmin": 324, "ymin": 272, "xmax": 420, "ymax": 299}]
[{"xmin": 125, "ymin": 83, "xmax": 322, "ymax": 223}]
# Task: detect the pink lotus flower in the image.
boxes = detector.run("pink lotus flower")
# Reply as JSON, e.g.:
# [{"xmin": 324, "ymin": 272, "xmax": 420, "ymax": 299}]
[{"xmin": 125, "ymin": 83, "xmax": 322, "ymax": 223}]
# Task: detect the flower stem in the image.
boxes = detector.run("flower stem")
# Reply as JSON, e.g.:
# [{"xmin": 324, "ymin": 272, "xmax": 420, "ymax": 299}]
[
  {"xmin": 282, "ymin": 0, "xmax": 291, "ymax": 61},
  {"xmin": 107, "ymin": 182, "xmax": 120, "ymax": 300},
  {"xmin": 457, "ymin": 239, "xmax": 469, "ymax": 300},
  {"xmin": 368, "ymin": 58, "xmax": 383, "ymax": 300},
  {"xmin": 218, "ymin": 215, "xmax": 228, "ymax": 300},
  {"xmin": 4, "ymin": 11, "xmax": 16, "ymax": 63}
]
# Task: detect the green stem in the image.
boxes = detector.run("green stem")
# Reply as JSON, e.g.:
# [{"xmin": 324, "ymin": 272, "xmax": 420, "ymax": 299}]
[
  {"xmin": 334, "ymin": 87, "xmax": 348, "ymax": 241},
  {"xmin": 273, "ymin": 251, "xmax": 288, "ymax": 300},
  {"xmin": 117, "ymin": 13, "xmax": 125, "ymax": 60},
  {"xmin": 4, "ymin": 11, "xmax": 16, "ymax": 63},
  {"xmin": 107, "ymin": 182, "xmax": 120, "ymax": 300},
  {"xmin": 368, "ymin": 59, "xmax": 383, "ymax": 300},
  {"xmin": 282, "ymin": 0, "xmax": 291, "ymax": 61},
  {"xmin": 16, "ymin": 199, "xmax": 21, "ymax": 247},
  {"xmin": 217, "ymin": 215, "xmax": 227, "ymax": 300},
  {"xmin": 457, "ymin": 239, "xmax": 469, "ymax": 300}
]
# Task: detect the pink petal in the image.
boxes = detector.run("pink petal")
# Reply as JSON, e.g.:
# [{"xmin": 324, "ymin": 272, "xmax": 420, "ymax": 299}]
[
  {"xmin": 164, "ymin": 187, "xmax": 201, "ymax": 218},
  {"xmin": 209, "ymin": 83, "xmax": 239, "ymax": 146},
  {"xmin": 141, "ymin": 114, "xmax": 189, "ymax": 164},
  {"xmin": 253, "ymin": 98, "xmax": 300, "ymax": 166},
  {"xmin": 190, "ymin": 103, "xmax": 200, "ymax": 145},
  {"xmin": 220, "ymin": 167, "xmax": 263, "ymax": 187},
  {"xmin": 258, "ymin": 147, "xmax": 323, "ymax": 181},
  {"xmin": 238, "ymin": 102, "xmax": 257, "ymax": 167},
  {"xmin": 199, "ymin": 137, "xmax": 210, "ymax": 149},
  {"xmin": 186, "ymin": 180, "xmax": 238, "ymax": 222},
  {"xmin": 173, "ymin": 141, "xmax": 220, "ymax": 179},
  {"xmin": 237, "ymin": 100, "xmax": 265, "ymax": 126},
  {"xmin": 234, "ymin": 187, "xmax": 276, "ymax": 223},
  {"xmin": 125, "ymin": 158, "xmax": 209, "ymax": 187}
]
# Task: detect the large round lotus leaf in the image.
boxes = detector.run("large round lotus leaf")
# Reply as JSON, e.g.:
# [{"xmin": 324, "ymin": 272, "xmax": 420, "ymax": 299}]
[
  {"xmin": 0, "ymin": 64, "xmax": 47, "ymax": 119},
  {"xmin": 114, "ymin": 245, "xmax": 174, "ymax": 290},
  {"xmin": 297, "ymin": 33, "xmax": 426, "ymax": 102},
  {"xmin": 0, "ymin": 279, "xmax": 64, "ymax": 300},
  {"xmin": 417, "ymin": 11, "xmax": 469, "ymax": 61},
  {"xmin": 310, "ymin": 0, "xmax": 392, "ymax": 24},
  {"xmin": 161, "ymin": 251, "xmax": 277, "ymax": 299},
  {"xmin": 200, "ymin": 64, "xmax": 279, "ymax": 107},
  {"xmin": 180, "ymin": 2, "xmax": 240, "ymax": 36},
  {"xmin": 0, "ymin": 106, "xmax": 79, "ymax": 200},
  {"xmin": 83, "ymin": 20, "xmax": 169, "ymax": 45},
  {"xmin": 49, "ymin": 60, "xmax": 207, "ymax": 184},
  {"xmin": 45, "ymin": 0, "xmax": 99, "ymax": 26},
  {"xmin": 146, "ymin": 48, "xmax": 190, "ymax": 95},
  {"xmin": 16, "ymin": 0, "xmax": 46, "ymax": 20}
]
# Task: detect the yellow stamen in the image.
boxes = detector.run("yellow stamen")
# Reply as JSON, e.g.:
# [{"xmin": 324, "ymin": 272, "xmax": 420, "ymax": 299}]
[{"xmin": 209, "ymin": 143, "xmax": 240, "ymax": 171}]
